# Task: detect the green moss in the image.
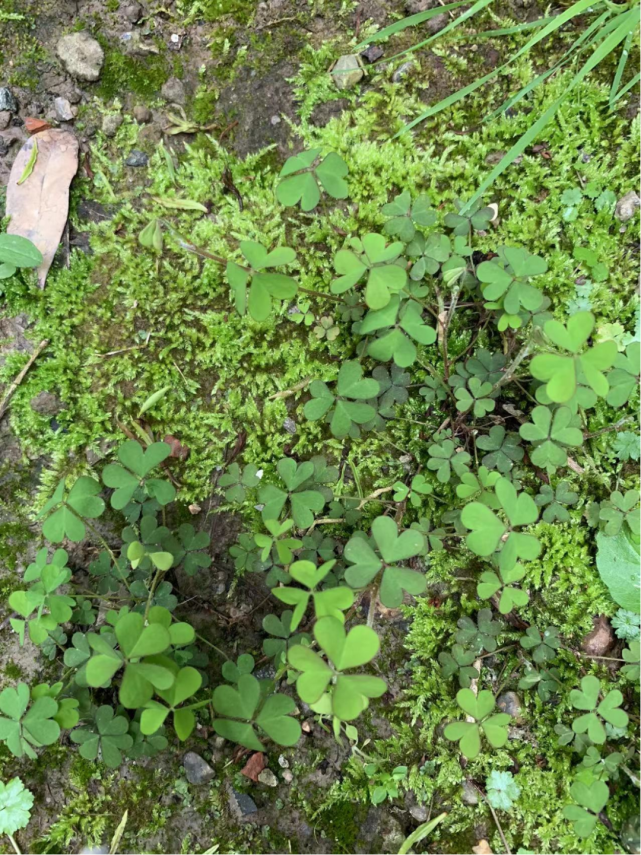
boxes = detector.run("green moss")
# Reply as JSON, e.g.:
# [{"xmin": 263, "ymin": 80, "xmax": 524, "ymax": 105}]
[{"xmin": 96, "ymin": 47, "xmax": 171, "ymax": 101}]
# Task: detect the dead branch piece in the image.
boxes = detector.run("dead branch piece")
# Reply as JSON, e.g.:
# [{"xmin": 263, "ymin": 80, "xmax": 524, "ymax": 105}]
[{"xmin": 0, "ymin": 338, "xmax": 50, "ymax": 420}]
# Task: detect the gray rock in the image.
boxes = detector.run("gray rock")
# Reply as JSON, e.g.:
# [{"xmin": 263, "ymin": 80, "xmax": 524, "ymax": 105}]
[
  {"xmin": 30, "ymin": 391, "xmax": 64, "ymax": 417},
  {"xmin": 0, "ymin": 110, "xmax": 11, "ymax": 131},
  {"xmin": 426, "ymin": 12, "xmax": 449, "ymax": 33},
  {"xmin": 0, "ymin": 137, "xmax": 9, "ymax": 157},
  {"xmin": 392, "ymin": 61, "xmax": 414, "ymax": 83},
  {"xmin": 125, "ymin": 149, "xmax": 148, "ymax": 167},
  {"xmin": 102, "ymin": 113, "xmax": 123, "ymax": 138},
  {"xmin": 56, "ymin": 32, "xmax": 104, "ymax": 82},
  {"xmin": 615, "ymin": 190, "xmax": 640, "ymax": 222},
  {"xmin": 0, "ymin": 88, "xmax": 18, "ymax": 112},
  {"xmin": 497, "ymin": 691, "xmax": 524, "ymax": 724},
  {"xmin": 461, "ymin": 780, "xmax": 479, "ymax": 805},
  {"xmin": 282, "ymin": 769, "xmax": 293, "ymax": 783},
  {"xmin": 133, "ymin": 104, "xmax": 152, "ymax": 123},
  {"xmin": 230, "ymin": 789, "xmax": 258, "ymax": 818},
  {"xmin": 409, "ymin": 804, "xmax": 428, "ymax": 822},
  {"xmin": 161, "ymin": 76, "xmax": 185, "ymax": 104},
  {"xmin": 257, "ymin": 769, "xmax": 278, "ymax": 787},
  {"xmin": 405, "ymin": 0, "xmax": 439, "ymax": 11},
  {"xmin": 183, "ymin": 751, "xmax": 215, "ymax": 785},
  {"xmin": 278, "ymin": 754, "xmax": 289, "ymax": 768},
  {"xmin": 283, "ymin": 417, "xmax": 296, "ymax": 434},
  {"xmin": 123, "ymin": 1, "xmax": 143, "ymax": 22},
  {"xmin": 331, "ymin": 55, "xmax": 364, "ymax": 90},
  {"xmin": 53, "ymin": 97, "xmax": 75, "ymax": 122},
  {"xmin": 361, "ymin": 44, "xmax": 384, "ymax": 64}
]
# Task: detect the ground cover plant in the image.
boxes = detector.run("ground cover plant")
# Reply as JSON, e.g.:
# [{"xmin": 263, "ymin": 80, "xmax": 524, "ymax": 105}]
[{"xmin": 0, "ymin": 0, "xmax": 639, "ymax": 852}]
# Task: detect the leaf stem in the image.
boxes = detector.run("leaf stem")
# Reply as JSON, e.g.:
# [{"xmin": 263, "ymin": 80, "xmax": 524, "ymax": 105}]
[{"xmin": 8, "ymin": 834, "xmax": 21, "ymax": 855}]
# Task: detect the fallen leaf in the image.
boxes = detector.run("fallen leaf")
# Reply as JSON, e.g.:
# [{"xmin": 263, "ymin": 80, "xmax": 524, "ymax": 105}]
[
  {"xmin": 163, "ymin": 434, "xmax": 190, "ymax": 461},
  {"xmin": 241, "ymin": 753, "xmax": 266, "ymax": 782},
  {"xmin": 6, "ymin": 129, "xmax": 79, "ymax": 288},
  {"xmin": 473, "ymin": 841, "xmax": 493, "ymax": 855},
  {"xmin": 24, "ymin": 118, "xmax": 52, "ymax": 134}
]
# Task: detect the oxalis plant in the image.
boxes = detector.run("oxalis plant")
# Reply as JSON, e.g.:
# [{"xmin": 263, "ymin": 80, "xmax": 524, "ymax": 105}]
[{"xmin": 2, "ymin": 148, "xmax": 638, "ymax": 848}]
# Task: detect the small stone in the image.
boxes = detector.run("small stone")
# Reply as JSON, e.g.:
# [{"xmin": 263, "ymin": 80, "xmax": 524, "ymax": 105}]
[
  {"xmin": 487, "ymin": 202, "xmax": 499, "ymax": 225},
  {"xmin": 133, "ymin": 104, "xmax": 152, "ymax": 123},
  {"xmin": 257, "ymin": 769, "xmax": 278, "ymax": 787},
  {"xmin": 230, "ymin": 789, "xmax": 258, "ymax": 818},
  {"xmin": 426, "ymin": 12, "xmax": 449, "ymax": 33},
  {"xmin": 102, "ymin": 113, "xmax": 123, "ymax": 138},
  {"xmin": 56, "ymin": 32, "xmax": 105, "ymax": 82},
  {"xmin": 0, "ymin": 88, "xmax": 18, "ymax": 112},
  {"xmin": 125, "ymin": 149, "xmax": 148, "ymax": 167},
  {"xmin": 581, "ymin": 614, "xmax": 614, "ymax": 657},
  {"xmin": 0, "ymin": 111, "xmax": 11, "ymax": 130},
  {"xmin": 361, "ymin": 44, "xmax": 384, "ymax": 63},
  {"xmin": 283, "ymin": 417, "xmax": 296, "ymax": 434},
  {"xmin": 270, "ymin": 114, "xmax": 281, "ymax": 125},
  {"xmin": 461, "ymin": 780, "xmax": 479, "ymax": 805},
  {"xmin": 405, "ymin": 0, "xmax": 439, "ymax": 11},
  {"xmin": 278, "ymin": 754, "xmax": 289, "ymax": 768},
  {"xmin": 161, "ymin": 76, "xmax": 186, "ymax": 104},
  {"xmin": 615, "ymin": 190, "xmax": 640, "ymax": 222},
  {"xmin": 30, "ymin": 391, "xmax": 64, "ymax": 417},
  {"xmin": 183, "ymin": 751, "xmax": 215, "ymax": 785},
  {"xmin": 409, "ymin": 804, "xmax": 428, "ymax": 822},
  {"xmin": 497, "ymin": 691, "xmax": 524, "ymax": 725},
  {"xmin": 302, "ymin": 720, "xmax": 313, "ymax": 733},
  {"xmin": 123, "ymin": 1, "xmax": 143, "ymax": 22},
  {"xmin": 0, "ymin": 138, "xmax": 10, "ymax": 157},
  {"xmin": 392, "ymin": 61, "xmax": 414, "ymax": 83},
  {"xmin": 282, "ymin": 769, "xmax": 293, "ymax": 783},
  {"xmin": 331, "ymin": 55, "xmax": 364, "ymax": 90},
  {"xmin": 54, "ymin": 97, "xmax": 75, "ymax": 122}
]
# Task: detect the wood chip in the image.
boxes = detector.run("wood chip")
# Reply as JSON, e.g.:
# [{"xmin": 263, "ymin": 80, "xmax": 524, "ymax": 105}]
[{"xmin": 240, "ymin": 752, "xmax": 266, "ymax": 782}]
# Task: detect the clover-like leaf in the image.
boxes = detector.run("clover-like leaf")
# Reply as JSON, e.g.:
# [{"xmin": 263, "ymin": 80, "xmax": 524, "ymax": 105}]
[
  {"xmin": 477, "ymin": 562, "xmax": 528, "ymax": 614},
  {"xmin": 535, "ymin": 481, "xmax": 578, "ymax": 523},
  {"xmin": 427, "ymin": 439, "xmax": 471, "ymax": 483},
  {"xmin": 102, "ymin": 441, "xmax": 175, "ymax": 513},
  {"xmin": 70, "ymin": 705, "xmax": 133, "ymax": 768},
  {"xmin": 455, "ymin": 609, "xmax": 501, "ymax": 654},
  {"xmin": 38, "ymin": 477, "xmax": 105, "ymax": 543},
  {"xmin": 444, "ymin": 688, "xmax": 510, "ymax": 759},
  {"xmin": 569, "ymin": 676, "xmax": 629, "ymax": 744},
  {"xmin": 606, "ymin": 341, "xmax": 640, "ymax": 407},
  {"xmin": 476, "ymin": 427, "xmax": 523, "ymax": 474},
  {"xmin": 259, "ymin": 458, "xmax": 327, "ymax": 528},
  {"xmin": 438, "ymin": 644, "xmax": 479, "ymax": 688},
  {"xmin": 276, "ymin": 148, "xmax": 348, "ymax": 211},
  {"xmin": 563, "ymin": 780, "xmax": 610, "ymax": 838},
  {"xmin": 455, "ymin": 377, "xmax": 496, "ymax": 417},
  {"xmin": 520, "ymin": 626, "xmax": 561, "ymax": 664},
  {"xmin": 213, "ymin": 673, "xmax": 301, "ymax": 749},
  {"xmin": 477, "ymin": 246, "xmax": 546, "ymax": 324},
  {"xmin": 331, "ymin": 234, "xmax": 406, "ymax": 310},
  {"xmin": 519, "ymin": 406, "xmax": 583, "ymax": 473},
  {"xmin": 304, "ymin": 361, "xmax": 380, "ymax": 439},
  {"xmin": 0, "ymin": 684, "xmax": 60, "ymax": 760},
  {"xmin": 382, "ymin": 192, "xmax": 436, "ymax": 242}
]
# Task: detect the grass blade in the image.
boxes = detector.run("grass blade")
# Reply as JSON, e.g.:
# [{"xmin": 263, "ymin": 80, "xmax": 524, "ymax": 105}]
[
  {"xmin": 384, "ymin": 0, "xmax": 494, "ymax": 64},
  {"xmin": 611, "ymin": 71, "xmax": 640, "ymax": 105},
  {"xmin": 398, "ymin": 813, "xmax": 448, "ymax": 854},
  {"xmin": 461, "ymin": 5, "xmax": 639, "ymax": 214},
  {"xmin": 471, "ymin": 16, "xmax": 556, "ymax": 38},
  {"xmin": 354, "ymin": 0, "xmax": 468, "ymax": 49},
  {"xmin": 609, "ymin": 31, "xmax": 633, "ymax": 107}
]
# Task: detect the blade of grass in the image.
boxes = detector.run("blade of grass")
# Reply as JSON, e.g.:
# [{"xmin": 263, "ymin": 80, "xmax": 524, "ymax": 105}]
[
  {"xmin": 395, "ymin": 0, "xmax": 603, "ymax": 134},
  {"xmin": 471, "ymin": 16, "xmax": 556, "ymax": 37},
  {"xmin": 611, "ymin": 70, "xmax": 640, "ymax": 105},
  {"xmin": 461, "ymin": 5, "xmax": 640, "ymax": 214},
  {"xmin": 609, "ymin": 31, "xmax": 633, "ymax": 107},
  {"xmin": 384, "ymin": 0, "xmax": 494, "ymax": 64},
  {"xmin": 354, "ymin": 0, "xmax": 468, "ymax": 49},
  {"xmin": 486, "ymin": 8, "xmax": 612, "ymax": 120}
]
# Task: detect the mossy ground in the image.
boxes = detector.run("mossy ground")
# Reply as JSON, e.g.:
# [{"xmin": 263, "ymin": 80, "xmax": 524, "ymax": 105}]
[{"xmin": 0, "ymin": 0, "xmax": 639, "ymax": 853}]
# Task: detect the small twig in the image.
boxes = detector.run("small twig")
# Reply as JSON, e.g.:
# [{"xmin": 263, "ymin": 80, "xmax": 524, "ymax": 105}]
[
  {"xmin": 0, "ymin": 338, "xmax": 49, "ymax": 420},
  {"xmin": 268, "ymin": 378, "xmax": 312, "ymax": 401},
  {"xmin": 584, "ymin": 416, "xmax": 634, "ymax": 439}
]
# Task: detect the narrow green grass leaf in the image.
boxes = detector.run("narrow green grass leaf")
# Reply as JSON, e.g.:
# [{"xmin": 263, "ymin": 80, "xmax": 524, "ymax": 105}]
[
  {"xmin": 609, "ymin": 31, "xmax": 633, "ymax": 107},
  {"xmin": 354, "ymin": 0, "xmax": 468, "ymax": 49},
  {"xmin": 611, "ymin": 70, "xmax": 640, "ymax": 105},
  {"xmin": 17, "ymin": 138, "xmax": 38, "ymax": 186},
  {"xmin": 472, "ymin": 16, "xmax": 556, "ymax": 38}
]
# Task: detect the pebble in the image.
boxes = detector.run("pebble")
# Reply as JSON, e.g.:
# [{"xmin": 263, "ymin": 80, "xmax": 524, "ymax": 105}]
[
  {"xmin": 161, "ymin": 76, "xmax": 186, "ymax": 104},
  {"xmin": 426, "ymin": 12, "xmax": 449, "ymax": 33},
  {"xmin": 283, "ymin": 417, "xmax": 296, "ymax": 434},
  {"xmin": 0, "ymin": 110, "xmax": 11, "ymax": 131},
  {"xmin": 54, "ymin": 96, "xmax": 75, "ymax": 122},
  {"xmin": 409, "ymin": 804, "xmax": 428, "ymax": 822},
  {"xmin": 405, "ymin": 0, "xmax": 439, "ymax": 10},
  {"xmin": 581, "ymin": 614, "xmax": 614, "ymax": 656},
  {"xmin": 278, "ymin": 754, "xmax": 289, "ymax": 768},
  {"xmin": 133, "ymin": 104, "xmax": 152, "ymax": 123},
  {"xmin": 0, "ymin": 87, "xmax": 18, "ymax": 112},
  {"xmin": 497, "ymin": 691, "xmax": 524, "ymax": 725},
  {"xmin": 0, "ymin": 138, "xmax": 10, "ymax": 157},
  {"xmin": 361, "ymin": 44, "xmax": 384, "ymax": 63},
  {"xmin": 461, "ymin": 780, "xmax": 479, "ymax": 805},
  {"xmin": 331, "ymin": 55, "xmax": 364, "ymax": 90},
  {"xmin": 102, "ymin": 113, "xmax": 123, "ymax": 137},
  {"xmin": 122, "ymin": 1, "xmax": 143, "ymax": 22},
  {"xmin": 230, "ymin": 789, "xmax": 258, "ymax": 818},
  {"xmin": 125, "ymin": 149, "xmax": 148, "ymax": 167},
  {"xmin": 615, "ymin": 190, "xmax": 640, "ymax": 222},
  {"xmin": 30, "ymin": 391, "xmax": 64, "ymax": 417},
  {"xmin": 183, "ymin": 751, "xmax": 215, "ymax": 785},
  {"xmin": 56, "ymin": 32, "xmax": 105, "ymax": 82},
  {"xmin": 282, "ymin": 769, "xmax": 293, "ymax": 783},
  {"xmin": 257, "ymin": 769, "xmax": 278, "ymax": 787},
  {"xmin": 392, "ymin": 61, "xmax": 414, "ymax": 83}
]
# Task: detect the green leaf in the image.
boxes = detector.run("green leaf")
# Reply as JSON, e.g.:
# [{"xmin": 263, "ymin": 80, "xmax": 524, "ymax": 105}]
[
  {"xmin": 0, "ymin": 777, "xmax": 34, "ymax": 836},
  {"xmin": 0, "ymin": 234, "xmax": 43, "ymax": 268},
  {"xmin": 596, "ymin": 531, "xmax": 640, "ymax": 612}
]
